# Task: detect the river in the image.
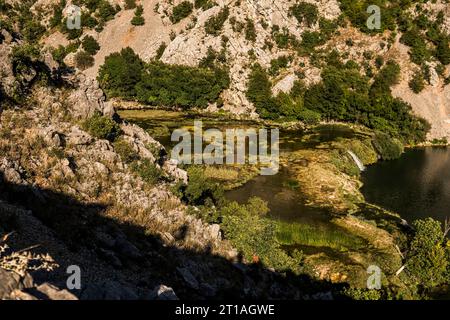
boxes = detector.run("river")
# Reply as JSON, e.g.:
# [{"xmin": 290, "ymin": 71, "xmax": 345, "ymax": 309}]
[
  {"xmin": 120, "ymin": 109, "xmax": 450, "ymax": 225},
  {"xmin": 361, "ymin": 147, "xmax": 450, "ymax": 223}
]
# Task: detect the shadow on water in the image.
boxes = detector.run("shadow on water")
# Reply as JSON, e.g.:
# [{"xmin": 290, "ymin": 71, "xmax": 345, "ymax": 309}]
[
  {"xmin": 225, "ymin": 166, "xmax": 330, "ymax": 224},
  {"xmin": 361, "ymin": 147, "xmax": 450, "ymax": 223}
]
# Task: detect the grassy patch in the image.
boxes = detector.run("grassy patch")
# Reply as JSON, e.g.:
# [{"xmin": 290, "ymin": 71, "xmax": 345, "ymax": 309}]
[
  {"xmin": 202, "ymin": 165, "xmax": 259, "ymax": 190},
  {"xmin": 276, "ymin": 220, "xmax": 366, "ymax": 251}
]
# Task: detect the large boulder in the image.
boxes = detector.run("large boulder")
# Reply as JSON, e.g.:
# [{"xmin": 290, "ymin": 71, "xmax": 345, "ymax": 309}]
[{"xmin": 67, "ymin": 73, "xmax": 114, "ymax": 119}]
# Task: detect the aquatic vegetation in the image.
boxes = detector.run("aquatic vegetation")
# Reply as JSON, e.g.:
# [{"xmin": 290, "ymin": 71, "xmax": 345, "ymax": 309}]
[{"xmin": 276, "ymin": 221, "xmax": 366, "ymax": 251}]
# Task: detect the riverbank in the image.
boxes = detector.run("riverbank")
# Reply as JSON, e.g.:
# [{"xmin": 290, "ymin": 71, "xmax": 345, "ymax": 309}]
[
  {"xmin": 273, "ymin": 124, "xmax": 411, "ymax": 288},
  {"xmin": 118, "ymin": 109, "xmax": 413, "ymax": 291}
]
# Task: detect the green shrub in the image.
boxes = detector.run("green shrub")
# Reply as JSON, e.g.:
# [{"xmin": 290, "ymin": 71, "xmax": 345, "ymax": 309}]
[
  {"xmin": 409, "ymin": 72, "xmax": 425, "ymax": 93},
  {"xmin": 221, "ymin": 198, "xmax": 301, "ymax": 272},
  {"xmin": 131, "ymin": 159, "xmax": 162, "ymax": 185},
  {"xmin": 96, "ymin": 0, "xmax": 118, "ymax": 22},
  {"xmin": 341, "ymin": 288, "xmax": 381, "ymax": 300},
  {"xmin": 274, "ymin": 92, "xmax": 302, "ymax": 119},
  {"xmin": 370, "ymin": 60, "xmax": 400, "ymax": 97},
  {"xmin": 194, "ymin": 0, "xmax": 215, "ymax": 10},
  {"xmin": 204, "ymin": 6, "xmax": 229, "ymax": 35},
  {"xmin": 170, "ymin": 1, "xmax": 193, "ymax": 23},
  {"xmin": 74, "ymin": 50, "xmax": 95, "ymax": 70},
  {"xmin": 131, "ymin": 14, "xmax": 145, "ymax": 26},
  {"xmin": 49, "ymin": 0, "xmax": 65, "ymax": 28},
  {"xmin": 290, "ymin": 2, "xmax": 319, "ymax": 27},
  {"xmin": 131, "ymin": 5, "xmax": 145, "ymax": 26},
  {"xmin": 371, "ymin": 132, "xmax": 403, "ymax": 160},
  {"xmin": 400, "ymin": 30, "xmax": 431, "ymax": 65},
  {"xmin": 375, "ymin": 55, "xmax": 384, "ymax": 69},
  {"xmin": 299, "ymin": 30, "xmax": 324, "ymax": 53},
  {"xmin": 60, "ymin": 16, "xmax": 82, "ymax": 39},
  {"xmin": 82, "ymin": 35, "xmax": 100, "ymax": 55},
  {"xmin": 272, "ymin": 26, "xmax": 294, "ymax": 49},
  {"xmin": 407, "ymin": 218, "xmax": 449, "ymax": 290},
  {"xmin": 184, "ymin": 167, "xmax": 224, "ymax": 206},
  {"xmin": 81, "ymin": 12, "xmax": 98, "ymax": 28},
  {"xmin": 113, "ymin": 138, "xmax": 139, "ymax": 163},
  {"xmin": 199, "ymin": 46, "xmax": 219, "ymax": 68},
  {"xmin": 435, "ymin": 37, "xmax": 450, "ymax": 65},
  {"xmin": 297, "ymin": 108, "xmax": 321, "ymax": 125},
  {"xmin": 155, "ymin": 42, "xmax": 167, "ymax": 60},
  {"xmin": 339, "ymin": 0, "xmax": 398, "ymax": 33},
  {"xmin": 244, "ymin": 18, "xmax": 256, "ymax": 42},
  {"xmin": 124, "ymin": 0, "xmax": 136, "ymax": 9},
  {"xmin": 269, "ymin": 55, "xmax": 290, "ymax": 76},
  {"xmin": 51, "ymin": 41, "xmax": 79, "ymax": 65},
  {"xmin": 82, "ymin": 113, "xmax": 122, "ymax": 141}
]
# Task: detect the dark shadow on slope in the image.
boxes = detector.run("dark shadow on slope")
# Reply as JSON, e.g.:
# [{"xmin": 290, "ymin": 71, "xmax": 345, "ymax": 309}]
[{"xmin": 0, "ymin": 171, "xmax": 348, "ymax": 300}]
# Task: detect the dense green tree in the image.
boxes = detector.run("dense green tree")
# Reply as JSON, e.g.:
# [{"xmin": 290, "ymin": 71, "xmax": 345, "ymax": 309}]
[
  {"xmin": 246, "ymin": 64, "xmax": 278, "ymax": 118},
  {"xmin": 75, "ymin": 50, "xmax": 95, "ymax": 70},
  {"xmin": 97, "ymin": 47, "xmax": 144, "ymax": 99},
  {"xmin": 82, "ymin": 35, "xmax": 100, "ymax": 55},
  {"xmin": 135, "ymin": 62, "xmax": 230, "ymax": 108},
  {"xmin": 98, "ymin": 47, "xmax": 229, "ymax": 108}
]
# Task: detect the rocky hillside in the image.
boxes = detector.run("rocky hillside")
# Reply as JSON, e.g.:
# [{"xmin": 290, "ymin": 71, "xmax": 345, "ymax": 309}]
[{"xmin": 27, "ymin": 0, "xmax": 450, "ymax": 140}]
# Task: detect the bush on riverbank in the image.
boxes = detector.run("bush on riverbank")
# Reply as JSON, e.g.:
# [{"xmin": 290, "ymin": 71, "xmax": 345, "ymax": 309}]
[
  {"xmin": 98, "ymin": 47, "xmax": 144, "ymax": 99},
  {"xmin": 173, "ymin": 168, "xmax": 304, "ymax": 272},
  {"xmin": 247, "ymin": 58, "xmax": 429, "ymax": 144},
  {"xmin": 98, "ymin": 47, "xmax": 230, "ymax": 109},
  {"xmin": 221, "ymin": 198, "xmax": 303, "ymax": 272},
  {"xmin": 371, "ymin": 132, "xmax": 404, "ymax": 160},
  {"xmin": 407, "ymin": 218, "xmax": 450, "ymax": 291},
  {"xmin": 136, "ymin": 62, "xmax": 230, "ymax": 108}
]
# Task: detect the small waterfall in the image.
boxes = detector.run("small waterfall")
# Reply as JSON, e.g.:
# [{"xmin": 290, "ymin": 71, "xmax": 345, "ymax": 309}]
[{"xmin": 347, "ymin": 150, "xmax": 365, "ymax": 171}]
